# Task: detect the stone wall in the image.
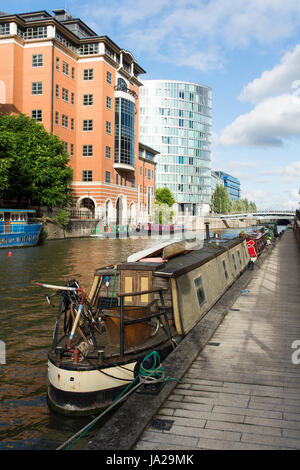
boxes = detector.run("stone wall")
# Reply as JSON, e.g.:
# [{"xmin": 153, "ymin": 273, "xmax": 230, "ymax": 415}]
[
  {"xmin": 204, "ymin": 217, "xmax": 258, "ymax": 230},
  {"xmin": 41, "ymin": 219, "xmax": 98, "ymax": 240}
]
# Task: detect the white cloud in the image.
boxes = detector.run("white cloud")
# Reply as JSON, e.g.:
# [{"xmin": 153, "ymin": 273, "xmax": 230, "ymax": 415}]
[
  {"xmin": 261, "ymin": 161, "xmax": 300, "ymax": 181},
  {"xmin": 77, "ymin": 0, "xmax": 300, "ymax": 71},
  {"xmin": 239, "ymin": 44, "xmax": 300, "ymax": 104},
  {"xmin": 242, "ymin": 188, "xmax": 299, "ymax": 210},
  {"xmin": 220, "ymin": 94, "xmax": 300, "ymax": 147}
]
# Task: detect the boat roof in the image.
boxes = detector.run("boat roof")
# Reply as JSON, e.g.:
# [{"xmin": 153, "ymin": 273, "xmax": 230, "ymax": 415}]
[
  {"xmin": 119, "ymin": 237, "xmax": 244, "ymax": 278},
  {"xmin": 0, "ymin": 209, "xmax": 35, "ymax": 213}
]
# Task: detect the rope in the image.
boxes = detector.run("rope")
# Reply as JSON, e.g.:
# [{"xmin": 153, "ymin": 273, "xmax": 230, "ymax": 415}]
[{"xmin": 56, "ymin": 351, "xmax": 181, "ymax": 451}]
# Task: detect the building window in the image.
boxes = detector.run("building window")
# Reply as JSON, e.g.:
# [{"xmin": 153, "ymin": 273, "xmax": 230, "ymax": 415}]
[
  {"xmin": 70, "ymin": 143, "xmax": 74, "ymax": 156},
  {"xmin": 82, "ymin": 145, "xmax": 93, "ymax": 156},
  {"xmin": 71, "ymin": 93, "xmax": 74, "ymax": 105},
  {"xmin": 72, "ymin": 67, "xmax": 75, "ymax": 79},
  {"xmin": 105, "ymin": 171, "xmax": 110, "ymax": 183},
  {"xmin": 148, "ymin": 169, "xmax": 151, "ymax": 180},
  {"xmin": 56, "ymin": 57, "xmax": 60, "ymax": 70},
  {"xmin": 114, "ymin": 97, "xmax": 135, "ymax": 167},
  {"xmin": 32, "ymin": 82, "xmax": 42, "ymax": 95},
  {"xmin": 83, "ymin": 94, "xmax": 93, "ymax": 106},
  {"xmin": 82, "ymin": 170, "xmax": 92, "ymax": 182},
  {"xmin": 106, "ymin": 121, "xmax": 111, "ymax": 134},
  {"xmin": 107, "ymin": 71, "xmax": 112, "ymax": 84},
  {"xmin": 62, "ymin": 114, "xmax": 68, "ymax": 128},
  {"xmin": 63, "ymin": 61, "xmax": 69, "ymax": 76},
  {"xmin": 31, "ymin": 109, "xmax": 42, "ymax": 121},
  {"xmin": 0, "ymin": 23, "xmax": 10, "ymax": 35},
  {"xmin": 63, "ymin": 142, "xmax": 68, "ymax": 152},
  {"xmin": 32, "ymin": 54, "xmax": 43, "ymax": 67},
  {"xmin": 116, "ymin": 174, "xmax": 119, "ymax": 184},
  {"xmin": 237, "ymin": 250, "xmax": 242, "ymax": 266},
  {"xmin": 106, "ymin": 96, "xmax": 112, "ymax": 109},
  {"xmin": 83, "ymin": 119, "xmax": 93, "ymax": 131},
  {"xmin": 79, "ymin": 43, "xmax": 99, "ymax": 55},
  {"xmin": 56, "ymin": 84, "xmax": 59, "ymax": 98},
  {"xmin": 71, "ymin": 118, "xmax": 74, "ymax": 130},
  {"xmin": 131, "ymin": 177, "xmax": 135, "ymax": 188},
  {"xmin": 106, "ymin": 146, "xmax": 111, "ymax": 159},
  {"xmin": 22, "ymin": 26, "xmax": 47, "ymax": 39},
  {"xmin": 83, "ymin": 68, "xmax": 94, "ymax": 80},
  {"xmin": 62, "ymin": 88, "xmax": 69, "ymax": 102},
  {"xmin": 55, "ymin": 111, "xmax": 59, "ymax": 124}
]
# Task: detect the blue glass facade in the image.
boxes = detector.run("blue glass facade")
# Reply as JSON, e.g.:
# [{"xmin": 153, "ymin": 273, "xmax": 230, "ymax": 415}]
[
  {"xmin": 114, "ymin": 97, "xmax": 135, "ymax": 167},
  {"xmin": 139, "ymin": 80, "xmax": 212, "ymax": 214},
  {"xmin": 214, "ymin": 171, "xmax": 240, "ymax": 200}
]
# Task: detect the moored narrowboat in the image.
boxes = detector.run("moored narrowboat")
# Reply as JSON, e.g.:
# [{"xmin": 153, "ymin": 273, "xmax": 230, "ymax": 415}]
[
  {"xmin": 36, "ymin": 236, "xmax": 251, "ymax": 415},
  {"xmin": 246, "ymin": 231, "xmax": 267, "ymax": 261},
  {"xmin": 0, "ymin": 209, "xmax": 42, "ymax": 248}
]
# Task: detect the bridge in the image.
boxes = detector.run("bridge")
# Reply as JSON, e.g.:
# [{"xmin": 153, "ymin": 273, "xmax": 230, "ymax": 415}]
[{"xmin": 214, "ymin": 210, "xmax": 295, "ymax": 221}]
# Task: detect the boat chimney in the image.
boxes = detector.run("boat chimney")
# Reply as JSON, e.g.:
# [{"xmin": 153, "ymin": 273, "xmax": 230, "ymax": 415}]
[{"xmin": 205, "ymin": 222, "xmax": 210, "ymax": 241}]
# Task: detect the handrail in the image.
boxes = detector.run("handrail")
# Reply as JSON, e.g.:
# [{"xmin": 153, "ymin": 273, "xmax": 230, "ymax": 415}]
[{"xmin": 117, "ymin": 287, "xmax": 168, "ymax": 298}]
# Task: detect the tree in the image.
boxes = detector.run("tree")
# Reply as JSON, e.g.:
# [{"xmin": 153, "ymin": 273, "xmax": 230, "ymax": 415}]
[
  {"xmin": 211, "ymin": 184, "xmax": 232, "ymax": 213},
  {"xmin": 0, "ymin": 113, "xmax": 73, "ymax": 208},
  {"xmin": 155, "ymin": 187, "xmax": 175, "ymax": 207},
  {"xmin": 153, "ymin": 187, "xmax": 175, "ymax": 223}
]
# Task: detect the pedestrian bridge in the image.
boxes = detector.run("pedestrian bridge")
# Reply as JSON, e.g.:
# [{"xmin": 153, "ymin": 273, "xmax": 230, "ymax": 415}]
[{"xmin": 217, "ymin": 210, "xmax": 295, "ymax": 220}]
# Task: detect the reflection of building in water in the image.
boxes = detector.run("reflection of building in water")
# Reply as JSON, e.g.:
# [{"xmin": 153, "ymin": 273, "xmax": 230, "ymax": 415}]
[{"xmin": 0, "ymin": 9, "xmax": 156, "ymax": 223}]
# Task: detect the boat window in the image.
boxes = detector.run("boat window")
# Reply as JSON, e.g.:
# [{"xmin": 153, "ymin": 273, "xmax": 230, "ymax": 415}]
[
  {"xmin": 237, "ymin": 250, "xmax": 242, "ymax": 266},
  {"xmin": 232, "ymin": 253, "xmax": 237, "ymax": 270},
  {"xmin": 194, "ymin": 276, "xmax": 206, "ymax": 307},
  {"xmin": 222, "ymin": 260, "xmax": 229, "ymax": 279}
]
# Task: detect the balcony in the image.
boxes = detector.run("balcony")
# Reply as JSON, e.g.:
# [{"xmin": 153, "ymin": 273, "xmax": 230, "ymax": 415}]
[{"xmin": 113, "ymin": 162, "xmax": 135, "ymax": 172}]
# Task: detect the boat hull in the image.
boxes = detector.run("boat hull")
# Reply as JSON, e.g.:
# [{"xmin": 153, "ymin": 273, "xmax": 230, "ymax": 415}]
[
  {"xmin": 0, "ymin": 223, "xmax": 42, "ymax": 248},
  {"xmin": 47, "ymin": 358, "xmax": 137, "ymax": 415}
]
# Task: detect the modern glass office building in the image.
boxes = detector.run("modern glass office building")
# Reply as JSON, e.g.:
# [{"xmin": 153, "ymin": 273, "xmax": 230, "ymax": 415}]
[
  {"xmin": 139, "ymin": 80, "xmax": 212, "ymax": 215},
  {"xmin": 214, "ymin": 171, "xmax": 240, "ymax": 200}
]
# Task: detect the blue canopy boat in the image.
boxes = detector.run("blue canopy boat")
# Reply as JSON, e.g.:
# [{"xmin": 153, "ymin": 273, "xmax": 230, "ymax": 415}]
[{"xmin": 0, "ymin": 209, "xmax": 42, "ymax": 248}]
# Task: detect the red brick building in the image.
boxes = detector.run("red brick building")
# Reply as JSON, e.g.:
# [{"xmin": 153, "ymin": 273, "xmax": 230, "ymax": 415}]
[{"xmin": 0, "ymin": 9, "xmax": 156, "ymax": 223}]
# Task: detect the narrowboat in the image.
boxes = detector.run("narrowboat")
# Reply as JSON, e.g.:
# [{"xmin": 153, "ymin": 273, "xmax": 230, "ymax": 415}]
[
  {"xmin": 0, "ymin": 209, "xmax": 42, "ymax": 248},
  {"xmin": 246, "ymin": 231, "xmax": 267, "ymax": 261},
  {"xmin": 36, "ymin": 236, "xmax": 251, "ymax": 415}
]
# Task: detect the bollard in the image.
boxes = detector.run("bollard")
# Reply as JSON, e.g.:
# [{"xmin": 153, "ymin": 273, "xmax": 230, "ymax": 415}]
[{"xmin": 205, "ymin": 222, "xmax": 210, "ymax": 241}]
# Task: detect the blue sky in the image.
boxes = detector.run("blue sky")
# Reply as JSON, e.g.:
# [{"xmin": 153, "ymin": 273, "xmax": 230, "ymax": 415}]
[{"xmin": 3, "ymin": 0, "xmax": 300, "ymax": 209}]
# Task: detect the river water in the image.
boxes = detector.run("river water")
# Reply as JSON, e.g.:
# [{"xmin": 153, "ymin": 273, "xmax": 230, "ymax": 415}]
[{"xmin": 0, "ymin": 226, "xmax": 273, "ymax": 450}]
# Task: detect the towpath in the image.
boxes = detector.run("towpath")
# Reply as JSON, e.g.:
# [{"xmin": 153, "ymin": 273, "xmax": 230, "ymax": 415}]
[{"xmin": 133, "ymin": 231, "xmax": 300, "ymax": 450}]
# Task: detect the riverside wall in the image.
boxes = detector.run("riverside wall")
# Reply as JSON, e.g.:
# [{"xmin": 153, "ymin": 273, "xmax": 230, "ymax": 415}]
[
  {"xmin": 41, "ymin": 219, "xmax": 98, "ymax": 241},
  {"xmin": 204, "ymin": 217, "xmax": 258, "ymax": 230},
  {"xmin": 41, "ymin": 217, "xmax": 259, "ymax": 241}
]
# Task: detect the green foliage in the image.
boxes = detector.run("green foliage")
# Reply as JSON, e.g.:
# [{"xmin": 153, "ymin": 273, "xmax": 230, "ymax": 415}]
[
  {"xmin": 0, "ymin": 113, "xmax": 73, "ymax": 208},
  {"xmin": 211, "ymin": 184, "xmax": 232, "ymax": 213},
  {"xmin": 232, "ymin": 198, "xmax": 257, "ymax": 213},
  {"xmin": 155, "ymin": 187, "xmax": 175, "ymax": 207},
  {"xmin": 151, "ymin": 202, "xmax": 174, "ymax": 224},
  {"xmin": 55, "ymin": 209, "xmax": 69, "ymax": 228}
]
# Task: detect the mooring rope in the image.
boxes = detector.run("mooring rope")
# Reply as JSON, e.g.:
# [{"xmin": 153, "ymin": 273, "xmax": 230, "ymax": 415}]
[{"xmin": 56, "ymin": 351, "xmax": 181, "ymax": 451}]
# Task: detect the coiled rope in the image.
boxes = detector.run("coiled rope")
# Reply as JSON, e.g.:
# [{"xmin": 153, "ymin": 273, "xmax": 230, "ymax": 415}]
[{"xmin": 56, "ymin": 351, "xmax": 180, "ymax": 451}]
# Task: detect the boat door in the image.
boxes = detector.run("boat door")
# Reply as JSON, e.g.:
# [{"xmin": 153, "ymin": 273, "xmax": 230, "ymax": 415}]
[{"xmin": 4, "ymin": 212, "xmax": 10, "ymax": 234}]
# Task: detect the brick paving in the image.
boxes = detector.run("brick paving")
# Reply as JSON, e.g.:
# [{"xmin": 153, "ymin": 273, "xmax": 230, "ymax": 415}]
[{"xmin": 133, "ymin": 231, "xmax": 300, "ymax": 450}]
